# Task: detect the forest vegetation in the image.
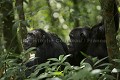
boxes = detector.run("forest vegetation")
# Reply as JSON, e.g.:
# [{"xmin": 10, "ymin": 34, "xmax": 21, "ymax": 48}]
[{"xmin": 0, "ymin": 0, "xmax": 120, "ymax": 80}]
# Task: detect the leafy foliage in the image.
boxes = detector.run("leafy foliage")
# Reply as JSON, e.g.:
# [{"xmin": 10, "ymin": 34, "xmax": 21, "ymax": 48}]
[
  {"xmin": 23, "ymin": 0, "xmax": 102, "ymax": 40},
  {"xmin": 0, "ymin": 47, "xmax": 119, "ymax": 80}
]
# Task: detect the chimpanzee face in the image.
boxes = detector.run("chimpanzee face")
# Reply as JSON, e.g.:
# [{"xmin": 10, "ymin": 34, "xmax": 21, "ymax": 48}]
[
  {"xmin": 23, "ymin": 33, "xmax": 36, "ymax": 50},
  {"xmin": 23, "ymin": 29, "xmax": 46, "ymax": 50},
  {"xmin": 69, "ymin": 27, "xmax": 91, "ymax": 50}
]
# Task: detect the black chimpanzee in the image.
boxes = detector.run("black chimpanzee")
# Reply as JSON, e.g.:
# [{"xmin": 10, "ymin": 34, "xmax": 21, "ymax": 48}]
[
  {"xmin": 68, "ymin": 27, "xmax": 91, "ymax": 66},
  {"xmin": 23, "ymin": 29, "xmax": 68, "ymax": 77},
  {"xmin": 86, "ymin": 23, "xmax": 108, "ymax": 60},
  {"xmin": 68, "ymin": 2, "xmax": 119, "ymax": 66},
  {"xmin": 87, "ymin": 1, "xmax": 119, "ymax": 60}
]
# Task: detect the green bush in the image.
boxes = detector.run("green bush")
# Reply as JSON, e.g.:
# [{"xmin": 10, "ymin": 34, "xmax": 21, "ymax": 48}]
[{"xmin": 1, "ymin": 47, "xmax": 120, "ymax": 80}]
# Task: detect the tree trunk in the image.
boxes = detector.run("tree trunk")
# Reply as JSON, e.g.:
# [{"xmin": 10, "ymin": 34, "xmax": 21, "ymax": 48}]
[
  {"xmin": 100, "ymin": 0, "xmax": 120, "ymax": 66},
  {"xmin": 72, "ymin": 0, "xmax": 80, "ymax": 27},
  {"xmin": 1, "ymin": 0, "xmax": 21, "ymax": 54},
  {"xmin": 0, "ymin": 13, "xmax": 3, "ymax": 44},
  {"xmin": 15, "ymin": 0, "xmax": 27, "ymax": 41}
]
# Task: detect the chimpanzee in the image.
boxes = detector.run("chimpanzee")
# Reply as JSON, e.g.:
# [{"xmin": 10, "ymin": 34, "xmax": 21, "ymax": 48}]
[
  {"xmin": 68, "ymin": 27, "xmax": 91, "ymax": 66},
  {"xmin": 48, "ymin": 33, "xmax": 69, "ymax": 54},
  {"xmin": 86, "ymin": 23, "xmax": 108, "ymax": 60},
  {"xmin": 87, "ymin": 1, "xmax": 119, "ymax": 60},
  {"xmin": 23, "ymin": 29, "xmax": 68, "ymax": 77},
  {"xmin": 68, "ymin": 1, "xmax": 119, "ymax": 66}
]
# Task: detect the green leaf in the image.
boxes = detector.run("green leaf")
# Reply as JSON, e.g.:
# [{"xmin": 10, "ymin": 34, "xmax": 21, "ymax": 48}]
[
  {"xmin": 21, "ymin": 20, "xmax": 30, "ymax": 27},
  {"xmin": 103, "ymin": 74, "xmax": 116, "ymax": 80},
  {"xmin": 52, "ymin": 71, "xmax": 64, "ymax": 76},
  {"xmin": 91, "ymin": 69, "xmax": 101, "ymax": 75},
  {"xmin": 112, "ymin": 68, "xmax": 120, "ymax": 73},
  {"xmin": 23, "ymin": 0, "xmax": 28, "ymax": 4},
  {"xmin": 95, "ymin": 63, "xmax": 112, "ymax": 68},
  {"xmin": 113, "ymin": 59, "xmax": 120, "ymax": 63},
  {"xmin": 12, "ymin": 20, "xmax": 20, "ymax": 35},
  {"xmin": 37, "ymin": 73, "xmax": 48, "ymax": 80},
  {"xmin": 61, "ymin": 54, "xmax": 71, "ymax": 63},
  {"xmin": 118, "ymin": 7, "xmax": 120, "ymax": 13},
  {"xmin": 93, "ymin": 57, "xmax": 108, "ymax": 67},
  {"xmin": 30, "ymin": 61, "xmax": 50, "ymax": 77},
  {"xmin": 59, "ymin": 55, "xmax": 64, "ymax": 61},
  {"xmin": 48, "ymin": 58, "xmax": 59, "ymax": 62},
  {"xmin": 23, "ymin": 47, "xmax": 36, "ymax": 55},
  {"xmin": 46, "ymin": 77, "xmax": 62, "ymax": 80}
]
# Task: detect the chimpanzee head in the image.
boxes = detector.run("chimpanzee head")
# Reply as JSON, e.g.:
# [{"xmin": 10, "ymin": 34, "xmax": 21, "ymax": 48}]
[
  {"xmin": 91, "ymin": 23, "xmax": 105, "ymax": 40},
  {"xmin": 69, "ymin": 27, "xmax": 91, "ymax": 50},
  {"xmin": 23, "ymin": 29, "xmax": 47, "ymax": 50}
]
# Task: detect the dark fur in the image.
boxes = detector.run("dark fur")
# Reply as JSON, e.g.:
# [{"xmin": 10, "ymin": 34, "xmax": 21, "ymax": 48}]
[
  {"xmin": 68, "ymin": 2, "xmax": 119, "ymax": 66},
  {"xmin": 87, "ymin": 1, "xmax": 119, "ymax": 60},
  {"xmin": 68, "ymin": 27, "xmax": 91, "ymax": 66},
  {"xmin": 23, "ymin": 29, "xmax": 67, "ymax": 77}
]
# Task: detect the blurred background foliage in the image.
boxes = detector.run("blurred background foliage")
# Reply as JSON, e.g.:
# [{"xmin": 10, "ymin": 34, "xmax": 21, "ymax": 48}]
[{"xmin": 22, "ymin": 0, "xmax": 102, "ymax": 41}]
